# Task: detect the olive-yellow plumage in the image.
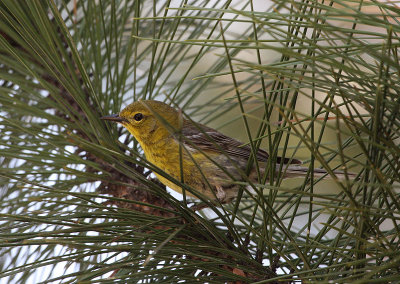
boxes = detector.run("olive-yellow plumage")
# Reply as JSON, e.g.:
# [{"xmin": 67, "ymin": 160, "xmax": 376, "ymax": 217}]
[{"xmin": 101, "ymin": 100, "xmax": 345, "ymax": 203}]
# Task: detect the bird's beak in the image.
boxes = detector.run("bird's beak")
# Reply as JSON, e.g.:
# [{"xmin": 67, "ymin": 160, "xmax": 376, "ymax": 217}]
[{"xmin": 101, "ymin": 114, "xmax": 127, "ymax": 123}]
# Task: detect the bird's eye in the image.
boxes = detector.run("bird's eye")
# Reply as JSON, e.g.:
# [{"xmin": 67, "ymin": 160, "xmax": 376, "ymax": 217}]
[{"xmin": 134, "ymin": 113, "xmax": 143, "ymax": 121}]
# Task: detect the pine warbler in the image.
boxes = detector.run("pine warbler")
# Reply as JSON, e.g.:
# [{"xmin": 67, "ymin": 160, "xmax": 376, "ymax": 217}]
[{"xmin": 101, "ymin": 100, "xmax": 350, "ymax": 203}]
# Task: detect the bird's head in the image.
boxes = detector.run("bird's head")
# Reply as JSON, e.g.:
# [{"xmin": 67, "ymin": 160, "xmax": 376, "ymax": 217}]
[{"xmin": 101, "ymin": 100, "xmax": 181, "ymax": 145}]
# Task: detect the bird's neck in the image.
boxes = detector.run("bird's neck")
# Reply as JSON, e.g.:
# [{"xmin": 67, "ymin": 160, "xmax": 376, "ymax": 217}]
[{"xmin": 140, "ymin": 134, "xmax": 178, "ymax": 162}]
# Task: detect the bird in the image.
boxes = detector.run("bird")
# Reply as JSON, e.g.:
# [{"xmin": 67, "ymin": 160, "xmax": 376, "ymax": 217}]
[{"xmin": 101, "ymin": 100, "xmax": 353, "ymax": 204}]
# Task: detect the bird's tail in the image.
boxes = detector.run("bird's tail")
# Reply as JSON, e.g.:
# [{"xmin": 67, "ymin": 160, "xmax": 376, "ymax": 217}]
[{"xmin": 281, "ymin": 164, "xmax": 357, "ymax": 180}]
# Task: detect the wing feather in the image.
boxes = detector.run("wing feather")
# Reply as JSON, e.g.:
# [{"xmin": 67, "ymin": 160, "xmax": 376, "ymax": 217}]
[{"xmin": 181, "ymin": 120, "xmax": 302, "ymax": 165}]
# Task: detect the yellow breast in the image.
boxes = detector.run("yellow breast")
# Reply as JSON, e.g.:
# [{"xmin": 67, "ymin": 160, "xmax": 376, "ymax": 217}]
[{"xmin": 141, "ymin": 138, "xmax": 222, "ymax": 199}]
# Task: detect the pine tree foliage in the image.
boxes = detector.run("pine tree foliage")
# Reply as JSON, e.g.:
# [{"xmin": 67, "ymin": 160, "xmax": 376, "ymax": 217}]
[{"xmin": 0, "ymin": 0, "xmax": 399, "ymax": 283}]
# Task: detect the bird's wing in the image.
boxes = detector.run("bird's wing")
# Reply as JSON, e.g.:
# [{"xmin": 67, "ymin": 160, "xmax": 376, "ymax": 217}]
[{"xmin": 181, "ymin": 120, "xmax": 302, "ymax": 165}]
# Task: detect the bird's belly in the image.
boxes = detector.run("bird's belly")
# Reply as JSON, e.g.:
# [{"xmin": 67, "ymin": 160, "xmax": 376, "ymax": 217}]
[{"xmin": 145, "ymin": 147, "xmax": 241, "ymax": 201}]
